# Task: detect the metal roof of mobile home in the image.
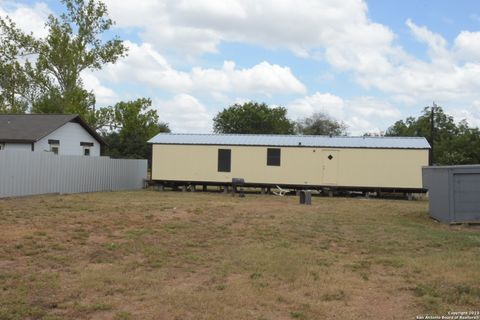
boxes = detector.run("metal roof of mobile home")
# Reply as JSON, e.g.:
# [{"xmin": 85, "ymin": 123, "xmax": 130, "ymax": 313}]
[{"xmin": 148, "ymin": 133, "xmax": 430, "ymax": 149}]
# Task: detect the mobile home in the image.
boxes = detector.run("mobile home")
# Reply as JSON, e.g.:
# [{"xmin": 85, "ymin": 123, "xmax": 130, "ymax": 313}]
[{"xmin": 148, "ymin": 133, "xmax": 430, "ymax": 192}]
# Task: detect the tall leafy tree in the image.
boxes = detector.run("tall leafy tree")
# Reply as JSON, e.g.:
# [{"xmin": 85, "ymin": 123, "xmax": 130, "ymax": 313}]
[
  {"xmin": 213, "ymin": 102, "xmax": 295, "ymax": 134},
  {"xmin": 0, "ymin": 0, "xmax": 127, "ymax": 126},
  {"xmin": 296, "ymin": 112, "xmax": 347, "ymax": 136},
  {"xmin": 386, "ymin": 106, "xmax": 480, "ymax": 165},
  {"xmin": 31, "ymin": 0, "xmax": 127, "ymax": 121},
  {"xmin": 0, "ymin": 17, "xmax": 38, "ymax": 113},
  {"xmin": 103, "ymin": 98, "xmax": 170, "ymax": 159}
]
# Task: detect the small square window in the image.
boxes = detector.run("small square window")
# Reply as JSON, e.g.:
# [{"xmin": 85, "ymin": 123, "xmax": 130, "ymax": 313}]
[
  {"xmin": 50, "ymin": 146, "xmax": 59, "ymax": 155},
  {"xmin": 84, "ymin": 148, "xmax": 90, "ymax": 156},
  {"xmin": 267, "ymin": 148, "xmax": 281, "ymax": 166}
]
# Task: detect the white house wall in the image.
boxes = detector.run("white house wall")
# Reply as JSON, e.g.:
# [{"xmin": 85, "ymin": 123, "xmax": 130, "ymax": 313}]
[{"xmin": 35, "ymin": 122, "xmax": 101, "ymax": 156}]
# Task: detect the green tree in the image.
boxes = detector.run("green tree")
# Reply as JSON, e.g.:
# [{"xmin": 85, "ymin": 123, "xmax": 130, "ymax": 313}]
[
  {"xmin": 213, "ymin": 102, "xmax": 295, "ymax": 134},
  {"xmin": 386, "ymin": 106, "xmax": 480, "ymax": 165},
  {"xmin": 0, "ymin": 17, "xmax": 38, "ymax": 113},
  {"xmin": 31, "ymin": 0, "xmax": 127, "ymax": 119},
  {"xmin": 296, "ymin": 112, "xmax": 347, "ymax": 136},
  {"xmin": 102, "ymin": 98, "xmax": 170, "ymax": 159},
  {"xmin": 437, "ymin": 119, "xmax": 480, "ymax": 165},
  {"xmin": 0, "ymin": 0, "xmax": 127, "ymax": 124}
]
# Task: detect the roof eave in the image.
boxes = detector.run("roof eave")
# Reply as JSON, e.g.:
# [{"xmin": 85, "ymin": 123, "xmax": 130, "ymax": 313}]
[
  {"xmin": 0, "ymin": 139, "xmax": 35, "ymax": 144},
  {"xmin": 148, "ymin": 142, "xmax": 430, "ymax": 150},
  {"xmin": 71, "ymin": 116, "xmax": 106, "ymax": 146},
  {"xmin": 32, "ymin": 114, "xmax": 79, "ymax": 142},
  {"xmin": 32, "ymin": 114, "xmax": 106, "ymax": 146}
]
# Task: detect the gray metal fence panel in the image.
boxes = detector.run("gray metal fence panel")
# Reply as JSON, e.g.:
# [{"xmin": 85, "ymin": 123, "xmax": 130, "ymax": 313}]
[{"xmin": 0, "ymin": 150, "xmax": 147, "ymax": 198}]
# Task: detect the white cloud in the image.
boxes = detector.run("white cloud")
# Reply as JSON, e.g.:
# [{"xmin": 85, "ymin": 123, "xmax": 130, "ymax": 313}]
[
  {"xmin": 101, "ymin": 41, "xmax": 306, "ymax": 97},
  {"xmin": 100, "ymin": 1, "xmax": 480, "ymax": 111},
  {"xmin": 0, "ymin": 2, "xmax": 51, "ymax": 37},
  {"xmin": 176, "ymin": 0, "xmax": 248, "ymax": 21},
  {"xmin": 406, "ymin": 19, "xmax": 450, "ymax": 61},
  {"xmin": 155, "ymin": 94, "xmax": 212, "ymax": 133},
  {"xmin": 347, "ymin": 97, "xmax": 401, "ymax": 119},
  {"xmin": 103, "ymin": 0, "xmax": 394, "ymax": 61},
  {"xmin": 287, "ymin": 92, "xmax": 402, "ymax": 135},
  {"xmin": 192, "ymin": 61, "xmax": 306, "ymax": 97},
  {"xmin": 344, "ymin": 116, "xmax": 377, "ymax": 135},
  {"xmin": 287, "ymin": 92, "xmax": 345, "ymax": 120},
  {"xmin": 102, "ymin": 0, "xmax": 221, "ymax": 56},
  {"xmin": 81, "ymin": 72, "xmax": 118, "ymax": 106},
  {"xmin": 345, "ymin": 97, "xmax": 401, "ymax": 134},
  {"xmin": 454, "ymin": 31, "xmax": 480, "ymax": 62},
  {"xmin": 101, "ymin": 41, "xmax": 192, "ymax": 92},
  {"xmin": 349, "ymin": 20, "xmax": 480, "ymax": 111}
]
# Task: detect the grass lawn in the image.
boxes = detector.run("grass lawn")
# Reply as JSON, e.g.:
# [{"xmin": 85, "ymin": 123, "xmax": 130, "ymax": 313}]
[{"xmin": 0, "ymin": 191, "xmax": 479, "ymax": 320}]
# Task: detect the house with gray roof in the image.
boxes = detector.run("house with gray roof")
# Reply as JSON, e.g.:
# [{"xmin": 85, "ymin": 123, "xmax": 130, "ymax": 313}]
[{"xmin": 0, "ymin": 114, "xmax": 104, "ymax": 156}]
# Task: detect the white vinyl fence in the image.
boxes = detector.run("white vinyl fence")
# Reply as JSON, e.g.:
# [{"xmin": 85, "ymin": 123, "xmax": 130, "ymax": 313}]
[{"xmin": 0, "ymin": 150, "xmax": 147, "ymax": 198}]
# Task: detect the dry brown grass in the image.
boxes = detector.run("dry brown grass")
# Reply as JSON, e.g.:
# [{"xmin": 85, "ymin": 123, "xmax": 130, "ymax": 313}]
[{"xmin": 0, "ymin": 191, "xmax": 479, "ymax": 320}]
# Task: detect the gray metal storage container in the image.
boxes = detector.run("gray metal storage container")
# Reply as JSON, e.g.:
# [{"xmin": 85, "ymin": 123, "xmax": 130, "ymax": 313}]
[{"xmin": 423, "ymin": 165, "xmax": 480, "ymax": 224}]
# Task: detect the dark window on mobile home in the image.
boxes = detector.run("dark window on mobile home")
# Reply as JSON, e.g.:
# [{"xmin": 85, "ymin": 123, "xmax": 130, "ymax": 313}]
[
  {"xmin": 218, "ymin": 149, "xmax": 231, "ymax": 172},
  {"xmin": 267, "ymin": 148, "xmax": 281, "ymax": 166}
]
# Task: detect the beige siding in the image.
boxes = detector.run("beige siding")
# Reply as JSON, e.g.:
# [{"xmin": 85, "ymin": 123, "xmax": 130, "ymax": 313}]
[{"xmin": 151, "ymin": 144, "xmax": 428, "ymax": 189}]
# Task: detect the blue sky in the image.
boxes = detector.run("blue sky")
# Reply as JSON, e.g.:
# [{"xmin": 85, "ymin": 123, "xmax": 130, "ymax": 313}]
[{"xmin": 2, "ymin": 0, "xmax": 480, "ymax": 134}]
